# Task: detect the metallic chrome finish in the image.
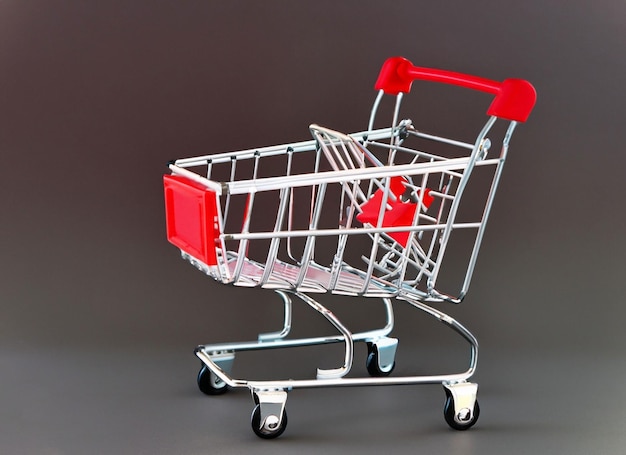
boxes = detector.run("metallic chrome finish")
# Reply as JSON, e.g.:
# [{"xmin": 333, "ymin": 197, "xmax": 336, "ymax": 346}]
[
  {"xmin": 367, "ymin": 90, "xmax": 385, "ymax": 132},
  {"xmin": 257, "ymin": 291, "xmax": 292, "ymax": 342},
  {"xmin": 443, "ymin": 382, "xmax": 479, "ymax": 424},
  {"xmin": 252, "ymin": 389, "xmax": 288, "ymax": 433},
  {"xmin": 368, "ymin": 336, "xmax": 398, "ymax": 373},
  {"xmin": 194, "ymin": 295, "xmax": 478, "ymax": 391},
  {"xmin": 169, "ymin": 62, "xmax": 532, "ymax": 437},
  {"xmin": 294, "ymin": 292, "xmax": 354, "ymax": 379}
]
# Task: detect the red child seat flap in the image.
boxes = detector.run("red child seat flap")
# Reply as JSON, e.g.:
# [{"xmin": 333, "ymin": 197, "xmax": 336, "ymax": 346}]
[{"xmin": 356, "ymin": 176, "xmax": 434, "ymax": 247}]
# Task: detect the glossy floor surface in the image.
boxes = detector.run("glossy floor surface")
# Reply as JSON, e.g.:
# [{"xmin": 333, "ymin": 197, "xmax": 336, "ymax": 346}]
[{"xmin": 2, "ymin": 341, "xmax": 622, "ymax": 454}]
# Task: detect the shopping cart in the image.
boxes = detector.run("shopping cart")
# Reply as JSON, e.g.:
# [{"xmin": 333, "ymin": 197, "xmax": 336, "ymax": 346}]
[{"xmin": 163, "ymin": 56, "xmax": 536, "ymax": 438}]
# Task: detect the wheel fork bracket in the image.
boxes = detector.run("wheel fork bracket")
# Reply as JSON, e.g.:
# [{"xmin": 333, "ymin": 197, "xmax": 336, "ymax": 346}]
[
  {"xmin": 253, "ymin": 389, "xmax": 288, "ymax": 432},
  {"xmin": 443, "ymin": 382, "xmax": 478, "ymax": 423},
  {"xmin": 368, "ymin": 336, "xmax": 398, "ymax": 371}
]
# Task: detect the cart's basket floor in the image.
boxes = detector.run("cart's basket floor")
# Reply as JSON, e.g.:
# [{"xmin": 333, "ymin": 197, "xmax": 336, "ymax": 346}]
[{"xmin": 225, "ymin": 253, "xmax": 399, "ymax": 297}]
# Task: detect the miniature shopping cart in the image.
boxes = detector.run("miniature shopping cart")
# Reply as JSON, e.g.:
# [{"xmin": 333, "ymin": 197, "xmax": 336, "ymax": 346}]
[{"xmin": 163, "ymin": 56, "xmax": 536, "ymax": 438}]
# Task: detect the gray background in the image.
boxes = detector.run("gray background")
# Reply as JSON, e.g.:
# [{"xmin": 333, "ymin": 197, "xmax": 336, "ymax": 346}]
[{"xmin": 1, "ymin": 1, "xmax": 625, "ymax": 453}]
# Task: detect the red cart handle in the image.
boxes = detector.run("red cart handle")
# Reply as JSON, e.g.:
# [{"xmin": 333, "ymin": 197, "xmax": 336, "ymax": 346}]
[{"xmin": 375, "ymin": 56, "xmax": 536, "ymax": 123}]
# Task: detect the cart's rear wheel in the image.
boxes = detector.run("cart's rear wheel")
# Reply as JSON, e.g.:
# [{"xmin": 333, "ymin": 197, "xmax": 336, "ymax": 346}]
[
  {"xmin": 251, "ymin": 404, "xmax": 288, "ymax": 439},
  {"xmin": 365, "ymin": 343, "xmax": 395, "ymax": 377},
  {"xmin": 443, "ymin": 389, "xmax": 480, "ymax": 430},
  {"xmin": 197, "ymin": 364, "xmax": 228, "ymax": 395}
]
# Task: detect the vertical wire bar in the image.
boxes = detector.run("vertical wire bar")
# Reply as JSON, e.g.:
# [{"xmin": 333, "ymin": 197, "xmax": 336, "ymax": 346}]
[
  {"xmin": 361, "ymin": 174, "xmax": 395, "ymax": 294},
  {"xmin": 252, "ymin": 150, "xmax": 261, "ymax": 179},
  {"xmin": 329, "ymin": 176, "xmax": 363, "ymax": 290},
  {"xmin": 295, "ymin": 182, "xmax": 327, "ymax": 288},
  {"xmin": 223, "ymin": 157, "xmax": 237, "ymax": 227},
  {"xmin": 285, "ymin": 149, "xmax": 299, "ymax": 263},
  {"xmin": 367, "ymin": 90, "xmax": 385, "ymax": 134},
  {"xmin": 458, "ymin": 120, "xmax": 517, "ymax": 299},
  {"xmin": 427, "ymin": 116, "xmax": 497, "ymax": 295},
  {"xmin": 232, "ymin": 192, "xmax": 255, "ymax": 282},
  {"xmin": 396, "ymin": 171, "xmax": 431, "ymax": 286},
  {"xmin": 257, "ymin": 290, "xmax": 293, "ymax": 342},
  {"xmin": 417, "ymin": 172, "xmax": 454, "ymax": 285},
  {"xmin": 309, "ymin": 140, "xmax": 323, "ymax": 230},
  {"xmin": 387, "ymin": 93, "xmax": 404, "ymax": 166},
  {"xmin": 347, "ymin": 141, "xmax": 365, "ymax": 169},
  {"xmin": 317, "ymin": 132, "xmax": 340, "ymax": 170},
  {"xmin": 260, "ymin": 187, "xmax": 291, "ymax": 285},
  {"xmin": 339, "ymin": 140, "xmax": 355, "ymax": 169},
  {"xmin": 232, "ymin": 152, "xmax": 261, "ymax": 283}
]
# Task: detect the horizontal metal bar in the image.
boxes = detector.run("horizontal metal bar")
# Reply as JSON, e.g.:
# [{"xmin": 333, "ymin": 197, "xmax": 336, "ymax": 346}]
[
  {"xmin": 173, "ymin": 125, "xmax": 404, "ymax": 167},
  {"xmin": 244, "ymin": 373, "xmax": 473, "ymax": 390},
  {"xmin": 200, "ymin": 334, "xmax": 347, "ymax": 352},
  {"xmin": 196, "ymin": 344, "xmax": 472, "ymax": 390},
  {"xmin": 223, "ymin": 222, "xmax": 482, "ymax": 241},
  {"xmin": 195, "ymin": 290, "xmax": 478, "ymax": 390},
  {"xmin": 224, "ymin": 157, "xmax": 498, "ymax": 195},
  {"xmin": 366, "ymin": 140, "xmax": 448, "ymax": 162},
  {"xmin": 168, "ymin": 164, "xmax": 224, "ymax": 194},
  {"xmin": 405, "ymin": 128, "xmax": 475, "ymax": 150}
]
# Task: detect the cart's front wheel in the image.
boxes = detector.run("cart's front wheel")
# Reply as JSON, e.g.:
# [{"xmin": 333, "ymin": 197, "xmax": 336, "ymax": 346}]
[
  {"xmin": 197, "ymin": 365, "xmax": 228, "ymax": 395},
  {"xmin": 251, "ymin": 404, "xmax": 288, "ymax": 439},
  {"xmin": 443, "ymin": 390, "xmax": 480, "ymax": 430}
]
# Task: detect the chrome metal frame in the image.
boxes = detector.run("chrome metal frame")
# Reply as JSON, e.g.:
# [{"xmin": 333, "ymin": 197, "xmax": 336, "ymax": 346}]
[
  {"xmin": 195, "ymin": 290, "xmax": 477, "ymax": 390},
  {"xmin": 167, "ymin": 76, "xmax": 525, "ymax": 437}
]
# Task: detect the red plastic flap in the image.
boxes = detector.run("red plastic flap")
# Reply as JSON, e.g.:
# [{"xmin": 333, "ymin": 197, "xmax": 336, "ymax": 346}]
[
  {"xmin": 356, "ymin": 178, "xmax": 433, "ymax": 247},
  {"xmin": 163, "ymin": 174, "xmax": 220, "ymax": 266}
]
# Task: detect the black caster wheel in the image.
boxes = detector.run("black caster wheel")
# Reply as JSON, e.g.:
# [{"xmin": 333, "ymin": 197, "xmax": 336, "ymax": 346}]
[
  {"xmin": 365, "ymin": 343, "xmax": 395, "ymax": 377},
  {"xmin": 443, "ymin": 389, "xmax": 480, "ymax": 430},
  {"xmin": 251, "ymin": 404, "xmax": 288, "ymax": 439},
  {"xmin": 197, "ymin": 364, "xmax": 228, "ymax": 395}
]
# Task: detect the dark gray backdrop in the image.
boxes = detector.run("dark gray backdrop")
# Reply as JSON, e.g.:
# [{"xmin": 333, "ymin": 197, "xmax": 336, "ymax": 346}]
[{"xmin": 1, "ymin": 1, "xmax": 624, "ymax": 454}]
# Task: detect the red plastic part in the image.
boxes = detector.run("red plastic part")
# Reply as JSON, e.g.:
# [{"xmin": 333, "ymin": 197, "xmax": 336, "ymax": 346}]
[
  {"xmin": 163, "ymin": 174, "xmax": 221, "ymax": 266},
  {"xmin": 356, "ymin": 177, "xmax": 434, "ymax": 247},
  {"xmin": 374, "ymin": 56, "xmax": 536, "ymax": 122}
]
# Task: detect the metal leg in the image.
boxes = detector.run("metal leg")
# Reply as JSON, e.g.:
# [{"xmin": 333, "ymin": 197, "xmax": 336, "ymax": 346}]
[
  {"xmin": 293, "ymin": 291, "xmax": 354, "ymax": 379},
  {"xmin": 363, "ymin": 297, "xmax": 397, "ymax": 376},
  {"xmin": 257, "ymin": 290, "xmax": 293, "ymax": 342},
  {"xmin": 196, "ymin": 295, "xmax": 394, "ymax": 360},
  {"xmin": 357, "ymin": 297, "xmax": 395, "ymax": 340},
  {"xmin": 400, "ymin": 294, "xmax": 478, "ymax": 380}
]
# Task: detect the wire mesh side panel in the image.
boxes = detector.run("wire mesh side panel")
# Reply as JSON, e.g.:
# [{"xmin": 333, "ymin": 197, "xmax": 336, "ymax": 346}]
[
  {"xmin": 169, "ymin": 115, "xmax": 513, "ymax": 302},
  {"xmin": 347, "ymin": 121, "xmax": 501, "ymax": 302}
]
